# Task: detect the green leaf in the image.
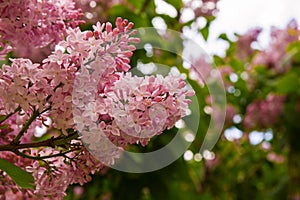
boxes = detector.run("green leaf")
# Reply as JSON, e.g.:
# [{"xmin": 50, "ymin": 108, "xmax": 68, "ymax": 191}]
[
  {"xmin": 200, "ymin": 25, "xmax": 209, "ymax": 41},
  {"xmin": 109, "ymin": 5, "xmax": 148, "ymax": 27},
  {"xmin": 127, "ymin": 0, "xmax": 146, "ymax": 12},
  {"xmin": 164, "ymin": 0, "xmax": 182, "ymax": 10},
  {"xmin": 213, "ymin": 55, "xmax": 225, "ymax": 66},
  {"xmin": 276, "ymin": 71, "xmax": 299, "ymax": 94},
  {"xmin": 0, "ymin": 124, "xmax": 8, "ymax": 129},
  {"xmin": 0, "ymin": 115, "xmax": 6, "ymax": 122},
  {"xmin": 199, "ymin": 19, "xmax": 214, "ymax": 41},
  {"xmin": 218, "ymin": 33, "xmax": 231, "ymax": 42},
  {"xmin": 229, "ymin": 58, "xmax": 244, "ymax": 71},
  {"xmin": 0, "ymin": 158, "xmax": 35, "ymax": 189},
  {"xmin": 287, "ymin": 40, "xmax": 300, "ymax": 64},
  {"xmin": 254, "ymin": 65, "xmax": 268, "ymax": 74}
]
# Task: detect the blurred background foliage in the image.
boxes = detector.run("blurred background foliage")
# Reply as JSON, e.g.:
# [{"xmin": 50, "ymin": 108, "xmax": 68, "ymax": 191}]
[{"xmin": 64, "ymin": 0, "xmax": 300, "ymax": 199}]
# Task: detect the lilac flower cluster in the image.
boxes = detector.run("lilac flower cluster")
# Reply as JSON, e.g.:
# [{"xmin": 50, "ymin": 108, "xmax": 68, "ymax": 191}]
[
  {"xmin": 0, "ymin": 17, "xmax": 194, "ymax": 199},
  {"xmin": 0, "ymin": 0, "xmax": 83, "ymax": 60},
  {"xmin": 244, "ymin": 94, "xmax": 286, "ymax": 130},
  {"xmin": 183, "ymin": 0, "xmax": 219, "ymax": 18},
  {"xmin": 251, "ymin": 20, "xmax": 299, "ymax": 73}
]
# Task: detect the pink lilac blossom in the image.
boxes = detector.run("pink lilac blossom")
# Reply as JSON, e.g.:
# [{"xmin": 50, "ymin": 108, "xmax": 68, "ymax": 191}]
[
  {"xmin": 74, "ymin": 71, "xmax": 194, "ymax": 164},
  {"xmin": 0, "ymin": 112, "xmax": 42, "ymax": 146},
  {"xmin": 189, "ymin": 57, "xmax": 212, "ymax": 87},
  {"xmin": 243, "ymin": 93, "xmax": 285, "ymax": 130},
  {"xmin": 219, "ymin": 66, "xmax": 234, "ymax": 88},
  {"xmin": 207, "ymin": 98, "xmax": 237, "ymax": 126},
  {"xmin": 267, "ymin": 152, "xmax": 285, "ymax": 164},
  {"xmin": 0, "ymin": 0, "xmax": 83, "ymax": 60},
  {"xmin": 206, "ymin": 95, "xmax": 237, "ymax": 127},
  {"xmin": 251, "ymin": 19, "xmax": 299, "ymax": 73},
  {"xmin": 183, "ymin": 0, "xmax": 219, "ymax": 19},
  {"xmin": 104, "ymin": 72, "xmax": 194, "ymax": 145},
  {"xmin": 225, "ymin": 104, "xmax": 237, "ymax": 126},
  {"xmin": 0, "ymin": 17, "xmax": 195, "ymax": 199},
  {"xmin": 72, "ymin": 20, "xmax": 193, "ymax": 161},
  {"xmin": 236, "ymin": 28, "xmax": 262, "ymax": 61},
  {"xmin": 189, "ymin": 57, "xmax": 233, "ymax": 88},
  {"xmin": 13, "ymin": 44, "xmax": 53, "ymax": 63},
  {"xmin": 0, "ymin": 17, "xmax": 137, "ymax": 199},
  {"xmin": 24, "ymin": 148, "xmax": 104, "ymax": 199},
  {"xmin": 0, "ymin": 58, "xmax": 45, "ymax": 113}
]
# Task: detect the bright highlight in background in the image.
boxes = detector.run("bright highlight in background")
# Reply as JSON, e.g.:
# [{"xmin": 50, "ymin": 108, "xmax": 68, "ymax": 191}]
[{"xmin": 190, "ymin": 0, "xmax": 300, "ymax": 55}]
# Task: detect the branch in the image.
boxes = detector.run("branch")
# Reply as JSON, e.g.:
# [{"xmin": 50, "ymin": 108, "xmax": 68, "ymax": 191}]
[
  {"xmin": 0, "ymin": 106, "xmax": 21, "ymax": 124},
  {"xmin": 14, "ymin": 148, "xmax": 82, "ymax": 160},
  {"xmin": 12, "ymin": 109, "xmax": 39, "ymax": 144},
  {"xmin": 12, "ymin": 106, "xmax": 51, "ymax": 144},
  {"xmin": 0, "ymin": 131, "xmax": 79, "ymax": 151}
]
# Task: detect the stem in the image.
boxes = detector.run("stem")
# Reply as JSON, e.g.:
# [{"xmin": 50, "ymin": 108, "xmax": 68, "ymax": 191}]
[
  {"xmin": 0, "ymin": 131, "xmax": 80, "ymax": 161},
  {"xmin": 0, "ymin": 106, "xmax": 21, "ymax": 124},
  {"xmin": 84, "ymin": 57, "xmax": 96, "ymax": 66},
  {"xmin": 0, "ymin": 132, "xmax": 79, "ymax": 151},
  {"xmin": 12, "ymin": 106, "xmax": 51, "ymax": 144},
  {"xmin": 12, "ymin": 109, "xmax": 39, "ymax": 144},
  {"xmin": 14, "ymin": 148, "xmax": 82, "ymax": 160},
  {"xmin": 53, "ymin": 132, "xmax": 80, "ymax": 147}
]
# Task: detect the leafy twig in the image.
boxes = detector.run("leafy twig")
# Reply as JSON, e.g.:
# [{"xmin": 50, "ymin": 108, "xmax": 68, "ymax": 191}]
[{"xmin": 0, "ymin": 131, "xmax": 79, "ymax": 151}]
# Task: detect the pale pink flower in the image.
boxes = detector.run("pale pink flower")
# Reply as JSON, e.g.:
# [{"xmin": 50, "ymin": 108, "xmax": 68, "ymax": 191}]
[
  {"xmin": 244, "ymin": 94, "xmax": 285, "ymax": 129},
  {"xmin": 0, "ymin": 16, "xmax": 195, "ymax": 199},
  {"xmin": 251, "ymin": 19, "xmax": 299, "ymax": 73},
  {"xmin": 0, "ymin": 0, "xmax": 83, "ymax": 59},
  {"xmin": 102, "ymin": 72, "xmax": 194, "ymax": 144},
  {"xmin": 236, "ymin": 28, "xmax": 262, "ymax": 60}
]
